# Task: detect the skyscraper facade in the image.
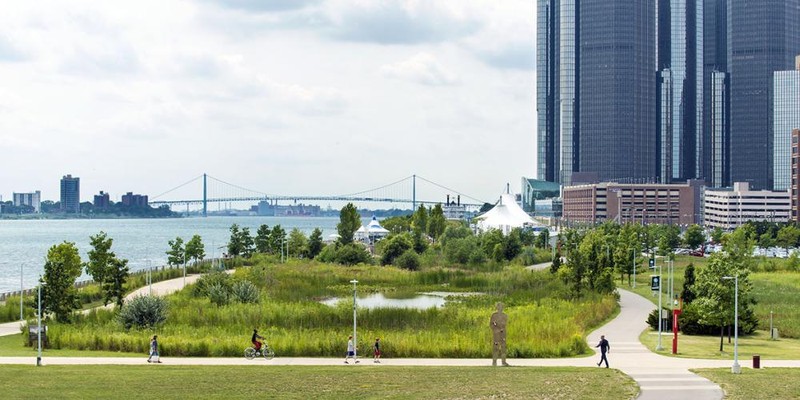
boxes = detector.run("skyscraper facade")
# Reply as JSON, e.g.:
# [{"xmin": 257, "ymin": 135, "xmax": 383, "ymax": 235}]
[
  {"xmin": 60, "ymin": 174, "xmax": 80, "ymax": 213},
  {"xmin": 773, "ymin": 59, "xmax": 800, "ymax": 190},
  {"xmin": 536, "ymin": 0, "xmax": 656, "ymax": 184},
  {"xmin": 579, "ymin": 0, "xmax": 656, "ymax": 181},
  {"xmin": 727, "ymin": 0, "xmax": 800, "ymax": 189},
  {"xmin": 702, "ymin": 0, "xmax": 728, "ymax": 188},
  {"xmin": 657, "ymin": 0, "xmax": 704, "ymax": 183}
]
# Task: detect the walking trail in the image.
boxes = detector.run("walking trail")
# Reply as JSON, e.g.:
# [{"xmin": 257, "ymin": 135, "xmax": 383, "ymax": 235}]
[{"xmin": 4, "ymin": 272, "xmax": 800, "ymax": 399}]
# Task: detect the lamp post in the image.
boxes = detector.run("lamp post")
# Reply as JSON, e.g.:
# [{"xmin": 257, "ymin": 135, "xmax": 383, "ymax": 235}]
[
  {"xmin": 722, "ymin": 275, "xmax": 741, "ymax": 374},
  {"xmin": 632, "ymin": 249, "xmax": 636, "ymax": 288},
  {"xmin": 656, "ymin": 258, "xmax": 664, "ymax": 351},
  {"xmin": 37, "ymin": 277, "xmax": 42, "ymax": 367},
  {"xmin": 20, "ymin": 263, "xmax": 24, "ymax": 321},
  {"xmin": 350, "ymin": 279, "xmax": 359, "ymax": 360}
]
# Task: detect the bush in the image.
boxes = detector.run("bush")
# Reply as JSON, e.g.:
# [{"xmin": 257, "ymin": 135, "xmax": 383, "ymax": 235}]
[
  {"xmin": 380, "ymin": 234, "xmax": 413, "ymax": 266},
  {"xmin": 208, "ymin": 283, "xmax": 230, "ymax": 306},
  {"xmin": 394, "ymin": 250, "xmax": 421, "ymax": 271},
  {"xmin": 192, "ymin": 272, "xmax": 232, "ymax": 298},
  {"xmin": 231, "ymin": 280, "xmax": 260, "ymax": 304},
  {"xmin": 335, "ymin": 243, "xmax": 372, "ymax": 265},
  {"xmin": 117, "ymin": 295, "xmax": 168, "ymax": 330}
]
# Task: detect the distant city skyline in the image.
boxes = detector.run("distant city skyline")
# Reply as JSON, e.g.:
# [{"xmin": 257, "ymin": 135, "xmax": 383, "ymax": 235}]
[{"xmin": 0, "ymin": 1, "xmax": 535, "ymax": 204}]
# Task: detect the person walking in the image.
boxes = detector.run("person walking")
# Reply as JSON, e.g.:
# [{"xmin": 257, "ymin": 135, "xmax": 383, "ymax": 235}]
[
  {"xmin": 373, "ymin": 338, "xmax": 381, "ymax": 363},
  {"xmin": 595, "ymin": 335, "xmax": 610, "ymax": 368},
  {"xmin": 147, "ymin": 335, "xmax": 162, "ymax": 363},
  {"xmin": 344, "ymin": 335, "xmax": 359, "ymax": 364}
]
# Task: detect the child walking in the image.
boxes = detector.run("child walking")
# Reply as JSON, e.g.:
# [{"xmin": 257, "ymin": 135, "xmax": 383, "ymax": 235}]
[
  {"xmin": 373, "ymin": 338, "xmax": 381, "ymax": 363},
  {"xmin": 344, "ymin": 335, "xmax": 359, "ymax": 364}
]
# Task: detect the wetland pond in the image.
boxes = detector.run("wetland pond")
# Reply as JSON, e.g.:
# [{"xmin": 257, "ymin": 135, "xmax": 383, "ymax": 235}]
[{"xmin": 320, "ymin": 292, "xmax": 480, "ymax": 310}]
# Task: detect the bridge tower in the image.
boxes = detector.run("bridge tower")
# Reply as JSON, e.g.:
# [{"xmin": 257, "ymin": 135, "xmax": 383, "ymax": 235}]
[
  {"xmin": 203, "ymin": 173, "xmax": 207, "ymax": 217},
  {"xmin": 412, "ymin": 174, "xmax": 416, "ymax": 211}
]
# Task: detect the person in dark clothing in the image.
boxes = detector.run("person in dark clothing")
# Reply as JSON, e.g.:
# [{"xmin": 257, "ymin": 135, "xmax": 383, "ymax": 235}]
[
  {"xmin": 596, "ymin": 335, "xmax": 610, "ymax": 368},
  {"xmin": 252, "ymin": 329, "xmax": 265, "ymax": 351}
]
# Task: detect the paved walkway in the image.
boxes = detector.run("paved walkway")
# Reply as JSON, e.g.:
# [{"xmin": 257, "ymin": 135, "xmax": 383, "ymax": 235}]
[{"xmin": 5, "ymin": 271, "xmax": 800, "ymax": 399}]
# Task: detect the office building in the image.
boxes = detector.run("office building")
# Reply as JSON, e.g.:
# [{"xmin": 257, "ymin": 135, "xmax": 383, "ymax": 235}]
[
  {"xmin": 536, "ymin": 0, "xmax": 656, "ymax": 185},
  {"xmin": 521, "ymin": 177, "xmax": 562, "ymax": 217},
  {"xmin": 791, "ymin": 129, "xmax": 800, "ymax": 222},
  {"xmin": 121, "ymin": 192, "xmax": 148, "ymax": 207},
  {"xmin": 727, "ymin": 0, "xmax": 800, "ymax": 189},
  {"xmin": 13, "ymin": 191, "xmax": 41, "ymax": 213},
  {"xmin": 773, "ymin": 56, "xmax": 800, "ymax": 191},
  {"xmin": 657, "ymin": 0, "xmax": 704, "ymax": 184},
  {"xmin": 60, "ymin": 175, "xmax": 80, "ymax": 213},
  {"xmin": 94, "ymin": 191, "xmax": 111, "ymax": 209},
  {"xmin": 701, "ymin": 0, "xmax": 729, "ymax": 188},
  {"xmin": 562, "ymin": 180, "xmax": 703, "ymax": 225},
  {"xmin": 703, "ymin": 182, "xmax": 790, "ymax": 230}
]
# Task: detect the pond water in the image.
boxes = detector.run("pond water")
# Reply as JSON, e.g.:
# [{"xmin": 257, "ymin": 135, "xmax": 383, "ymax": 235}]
[{"xmin": 320, "ymin": 293, "xmax": 448, "ymax": 310}]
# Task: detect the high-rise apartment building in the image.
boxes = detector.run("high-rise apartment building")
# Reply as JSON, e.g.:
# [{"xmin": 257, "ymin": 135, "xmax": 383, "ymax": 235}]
[
  {"xmin": 773, "ymin": 56, "xmax": 800, "ymax": 191},
  {"xmin": 60, "ymin": 174, "xmax": 80, "ymax": 213},
  {"xmin": 13, "ymin": 191, "xmax": 41, "ymax": 213},
  {"xmin": 727, "ymin": 0, "xmax": 800, "ymax": 190},
  {"xmin": 536, "ymin": 0, "xmax": 656, "ymax": 185},
  {"xmin": 657, "ymin": 0, "xmax": 704, "ymax": 184}
]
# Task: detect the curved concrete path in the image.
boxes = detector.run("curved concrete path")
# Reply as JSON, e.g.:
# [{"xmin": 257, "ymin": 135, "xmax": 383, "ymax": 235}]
[{"xmin": 5, "ymin": 274, "xmax": 800, "ymax": 400}]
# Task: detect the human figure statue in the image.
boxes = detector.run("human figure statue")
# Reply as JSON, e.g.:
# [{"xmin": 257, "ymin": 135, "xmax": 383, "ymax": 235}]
[{"xmin": 490, "ymin": 302, "xmax": 509, "ymax": 366}]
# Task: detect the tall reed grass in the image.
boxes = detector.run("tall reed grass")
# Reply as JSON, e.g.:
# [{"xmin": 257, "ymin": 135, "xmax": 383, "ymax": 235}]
[{"xmin": 43, "ymin": 262, "xmax": 616, "ymax": 358}]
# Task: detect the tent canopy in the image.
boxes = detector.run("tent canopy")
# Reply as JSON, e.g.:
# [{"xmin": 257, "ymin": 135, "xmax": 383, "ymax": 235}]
[{"xmin": 475, "ymin": 193, "xmax": 542, "ymax": 234}]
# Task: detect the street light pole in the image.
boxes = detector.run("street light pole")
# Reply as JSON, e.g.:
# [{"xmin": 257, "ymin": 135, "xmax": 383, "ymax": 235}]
[
  {"xmin": 37, "ymin": 278, "xmax": 42, "ymax": 367},
  {"xmin": 183, "ymin": 252, "xmax": 186, "ymax": 288},
  {"xmin": 723, "ymin": 275, "xmax": 741, "ymax": 374},
  {"xmin": 350, "ymin": 279, "xmax": 358, "ymax": 360},
  {"xmin": 632, "ymin": 249, "xmax": 636, "ymax": 288},
  {"xmin": 656, "ymin": 259, "xmax": 664, "ymax": 351},
  {"xmin": 20, "ymin": 264, "xmax": 24, "ymax": 321}
]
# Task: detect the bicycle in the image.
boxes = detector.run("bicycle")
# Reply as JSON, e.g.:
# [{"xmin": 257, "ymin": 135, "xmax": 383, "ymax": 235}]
[{"xmin": 244, "ymin": 343, "xmax": 275, "ymax": 360}]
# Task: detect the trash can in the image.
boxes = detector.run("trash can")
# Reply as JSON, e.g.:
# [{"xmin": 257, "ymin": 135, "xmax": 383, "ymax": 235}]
[{"xmin": 753, "ymin": 354, "xmax": 760, "ymax": 369}]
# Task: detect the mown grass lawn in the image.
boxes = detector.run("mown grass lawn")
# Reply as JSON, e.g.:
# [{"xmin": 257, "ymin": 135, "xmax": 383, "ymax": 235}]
[
  {"xmin": 694, "ymin": 368, "xmax": 800, "ymax": 400},
  {"xmin": 639, "ymin": 329, "xmax": 800, "ymax": 360},
  {"xmin": 0, "ymin": 365, "xmax": 638, "ymax": 400}
]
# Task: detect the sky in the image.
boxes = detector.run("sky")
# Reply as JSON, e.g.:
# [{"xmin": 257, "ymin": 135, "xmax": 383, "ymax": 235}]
[{"xmin": 0, "ymin": 0, "xmax": 536, "ymax": 206}]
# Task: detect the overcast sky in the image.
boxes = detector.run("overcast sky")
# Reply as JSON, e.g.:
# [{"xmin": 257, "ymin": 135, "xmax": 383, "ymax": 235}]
[{"xmin": 0, "ymin": 0, "xmax": 536, "ymax": 206}]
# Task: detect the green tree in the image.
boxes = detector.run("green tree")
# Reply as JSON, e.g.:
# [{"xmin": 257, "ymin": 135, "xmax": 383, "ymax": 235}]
[
  {"xmin": 550, "ymin": 251, "xmax": 562, "ymax": 274},
  {"xmin": 380, "ymin": 234, "xmax": 413, "ymax": 265},
  {"xmin": 166, "ymin": 237, "xmax": 185, "ymax": 267},
  {"xmin": 503, "ymin": 229, "xmax": 523, "ymax": 261},
  {"xmin": 103, "ymin": 257, "xmax": 129, "ymax": 307},
  {"xmin": 684, "ymin": 224, "xmax": 705, "ymax": 249},
  {"xmin": 776, "ymin": 224, "xmax": 800, "ymax": 250},
  {"xmin": 427, "ymin": 204, "xmax": 446, "ymax": 241},
  {"xmin": 240, "ymin": 227, "xmax": 255, "ymax": 258},
  {"xmin": 269, "ymin": 225, "xmax": 287, "ymax": 257},
  {"xmin": 681, "ymin": 264, "xmax": 697, "ymax": 304},
  {"xmin": 185, "ymin": 235, "xmax": 206, "ymax": 265},
  {"xmin": 536, "ymin": 229, "xmax": 550, "ymax": 249},
  {"xmin": 337, "ymin": 203, "xmax": 361, "ymax": 245},
  {"xmin": 710, "ymin": 227, "xmax": 724, "ymax": 243},
  {"xmin": 226, "ymin": 224, "xmax": 243, "ymax": 257},
  {"xmin": 307, "ymin": 228, "xmax": 325, "ymax": 259},
  {"xmin": 412, "ymin": 205, "xmax": 428, "ymax": 235},
  {"xmin": 255, "ymin": 224, "xmax": 271, "ymax": 254},
  {"xmin": 85, "ymin": 231, "xmax": 115, "ymax": 286},
  {"xmin": 692, "ymin": 253, "xmax": 756, "ymax": 351},
  {"xmin": 41, "ymin": 242, "xmax": 83, "ymax": 322},
  {"xmin": 722, "ymin": 225, "xmax": 756, "ymax": 270},
  {"xmin": 288, "ymin": 228, "xmax": 308, "ymax": 258}
]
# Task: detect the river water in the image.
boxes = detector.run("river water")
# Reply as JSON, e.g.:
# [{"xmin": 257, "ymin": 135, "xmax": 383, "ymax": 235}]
[{"xmin": 0, "ymin": 216, "xmax": 341, "ymax": 293}]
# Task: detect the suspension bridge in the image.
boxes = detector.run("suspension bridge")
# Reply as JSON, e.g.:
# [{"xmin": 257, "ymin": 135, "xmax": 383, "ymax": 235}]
[{"xmin": 148, "ymin": 174, "xmax": 490, "ymax": 216}]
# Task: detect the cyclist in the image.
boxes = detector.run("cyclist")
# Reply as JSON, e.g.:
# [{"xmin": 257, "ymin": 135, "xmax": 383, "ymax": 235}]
[{"xmin": 252, "ymin": 329, "xmax": 265, "ymax": 352}]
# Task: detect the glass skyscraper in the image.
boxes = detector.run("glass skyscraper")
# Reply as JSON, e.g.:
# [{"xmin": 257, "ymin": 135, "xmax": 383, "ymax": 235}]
[
  {"xmin": 702, "ymin": 0, "xmax": 728, "ymax": 188},
  {"xmin": 657, "ymin": 0, "xmax": 703, "ymax": 184},
  {"xmin": 727, "ymin": 0, "xmax": 800, "ymax": 190},
  {"xmin": 537, "ymin": 0, "xmax": 656, "ymax": 184},
  {"xmin": 773, "ymin": 64, "xmax": 800, "ymax": 191}
]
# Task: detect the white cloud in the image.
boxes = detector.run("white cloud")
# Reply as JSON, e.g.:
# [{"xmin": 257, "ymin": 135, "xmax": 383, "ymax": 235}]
[{"xmin": 381, "ymin": 52, "xmax": 459, "ymax": 86}]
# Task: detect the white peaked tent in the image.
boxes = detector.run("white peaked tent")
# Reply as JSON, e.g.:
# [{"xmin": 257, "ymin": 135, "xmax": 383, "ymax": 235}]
[
  {"xmin": 475, "ymin": 193, "xmax": 541, "ymax": 234},
  {"xmin": 356, "ymin": 216, "xmax": 390, "ymax": 240}
]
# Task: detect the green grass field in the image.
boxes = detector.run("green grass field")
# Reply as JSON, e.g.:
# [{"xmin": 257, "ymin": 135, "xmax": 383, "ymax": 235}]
[
  {"xmin": 694, "ymin": 368, "xmax": 800, "ymax": 400},
  {"xmin": 639, "ymin": 329, "xmax": 800, "ymax": 360},
  {"xmin": 0, "ymin": 334, "xmax": 140, "ymax": 358},
  {"xmin": 0, "ymin": 365, "xmax": 638, "ymax": 399}
]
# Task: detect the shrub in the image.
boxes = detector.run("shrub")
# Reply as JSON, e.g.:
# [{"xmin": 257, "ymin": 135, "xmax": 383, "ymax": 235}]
[
  {"xmin": 208, "ymin": 283, "xmax": 230, "ymax": 306},
  {"xmin": 380, "ymin": 234, "xmax": 413, "ymax": 266},
  {"xmin": 117, "ymin": 295, "xmax": 168, "ymax": 330},
  {"xmin": 394, "ymin": 250, "xmax": 421, "ymax": 271},
  {"xmin": 231, "ymin": 280, "xmax": 260, "ymax": 304},
  {"xmin": 335, "ymin": 243, "xmax": 372, "ymax": 265},
  {"xmin": 192, "ymin": 272, "xmax": 232, "ymax": 298}
]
